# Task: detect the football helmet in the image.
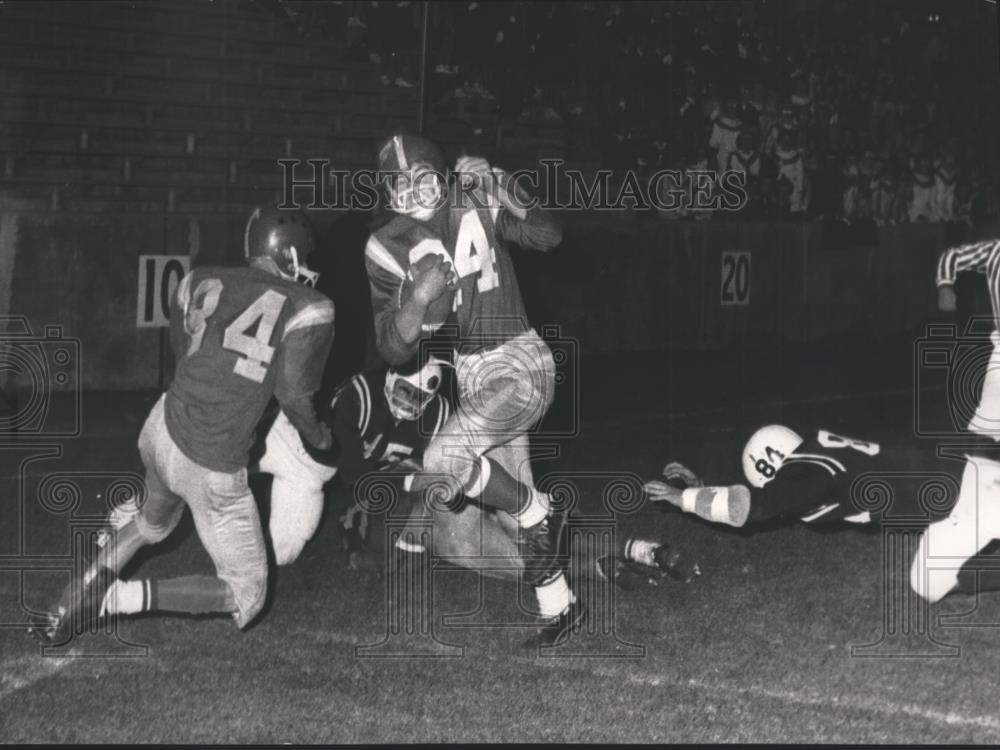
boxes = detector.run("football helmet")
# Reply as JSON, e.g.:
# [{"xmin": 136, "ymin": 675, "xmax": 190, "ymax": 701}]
[
  {"xmin": 384, "ymin": 356, "xmax": 444, "ymax": 421},
  {"xmin": 741, "ymin": 424, "xmax": 804, "ymax": 488},
  {"xmin": 244, "ymin": 206, "xmax": 319, "ymax": 286},
  {"xmin": 377, "ymin": 133, "xmax": 448, "ymax": 221}
]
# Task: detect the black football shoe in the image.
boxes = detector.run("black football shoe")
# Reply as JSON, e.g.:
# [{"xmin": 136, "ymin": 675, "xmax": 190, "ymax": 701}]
[
  {"xmin": 526, "ymin": 598, "xmax": 587, "ymax": 650},
  {"xmin": 652, "ymin": 544, "xmax": 701, "ymax": 584},
  {"xmin": 30, "ymin": 564, "xmax": 115, "ymax": 645},
  {"xmin": 517, "ymin": 512, "xmax": 567, "ymax": 586}
]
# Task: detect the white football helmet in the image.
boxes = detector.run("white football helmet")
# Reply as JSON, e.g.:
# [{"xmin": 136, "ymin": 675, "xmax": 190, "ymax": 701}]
[
  {"xmin": 741, "ymin": 424, "xmax": 804, "ymax": 488},
  {"xmin": 377, "ymin": 133, "xmax": 448, "ymax": 221},
  {"xmin": 384, "ymin": 357, "xmax": 444, "ymax": 421}
]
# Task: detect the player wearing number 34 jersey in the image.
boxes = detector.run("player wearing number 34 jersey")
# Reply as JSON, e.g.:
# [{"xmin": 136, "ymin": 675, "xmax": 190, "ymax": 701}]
[{"xmin": 33, "ymin": 206, "xmax": 334, "ymax": 644}]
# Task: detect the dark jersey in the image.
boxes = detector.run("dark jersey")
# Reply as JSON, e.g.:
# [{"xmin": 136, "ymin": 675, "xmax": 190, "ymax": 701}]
[
  {"xmin": 364, "ymin": 181, "xmax": 561, "ymax": 364},
  {"xmin": 304, "ymin": 367, "xmax": 450, "ymax": 484},
  {"xmin": 166, "ymin": 265, "xmax": 334, "ymax": 472},
  {"xmin": 749, "ymin": 429, "xmax": 960, "ymax": 526}
]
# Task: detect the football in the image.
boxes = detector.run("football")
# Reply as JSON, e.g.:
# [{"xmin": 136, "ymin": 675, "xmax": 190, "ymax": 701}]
[{"xmin": 397, "ymin": 253, "xmax": 456, "ymax": 332}]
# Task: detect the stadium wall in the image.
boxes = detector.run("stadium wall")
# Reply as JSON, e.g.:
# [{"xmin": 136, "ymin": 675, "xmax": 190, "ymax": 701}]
[
  {"xmin": 0, "ymin": 1, "xmax": 987, "ymax": 392},
  {"xmin": 5, "ymin": 207, "xmax": 973, "ymax": 391}
]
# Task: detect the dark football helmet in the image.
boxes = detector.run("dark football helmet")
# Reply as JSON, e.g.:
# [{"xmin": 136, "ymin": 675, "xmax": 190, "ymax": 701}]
[
  {"xmin": 244, "ymin": 206, "xmax": 319, "ymax": 286},
  {"xmin": 377, "ymin": 133, "xmax": 448, "ymax": 220}
]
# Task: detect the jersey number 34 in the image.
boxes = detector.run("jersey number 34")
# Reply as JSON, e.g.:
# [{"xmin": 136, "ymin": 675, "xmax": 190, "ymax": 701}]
[{"xmin": 183, "ymin": 279, "xmax": 287, "ymax": 384}]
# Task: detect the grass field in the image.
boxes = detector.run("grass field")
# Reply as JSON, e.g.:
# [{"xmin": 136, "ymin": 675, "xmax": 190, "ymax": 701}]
[{"xmin": 4, "ymin": 338, "xmax": 1000, "ymax": 743}]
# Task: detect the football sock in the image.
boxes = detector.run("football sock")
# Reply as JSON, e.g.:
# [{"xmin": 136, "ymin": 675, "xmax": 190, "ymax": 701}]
[
  {"xmin": 670, "ymin": 485, "xmax": 751, "ymax": 527},
  {"xmin": 463, "ymin": 457, "xmax": 551, "ymax": 525},
  {"xmin": 395, "ymin": 536, "xmax": 427, "ymax": 554},
  {"xmin": 535, "ymin": 570, "xmax": 574, "ymax": 619},
  {"xmin": 97, "ymin": 520, "xmax": 148, "ymax": 575},
  {"xmin": 105, "ymin": 576, "xmax": 236, "ymax": 616}
]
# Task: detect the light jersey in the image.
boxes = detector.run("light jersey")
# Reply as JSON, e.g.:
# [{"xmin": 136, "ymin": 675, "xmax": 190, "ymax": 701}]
[
  {"xmin": 751, "ymin": 429, "xmax": 958, "ymax": 525},
  {"xmin": 365, "ymin": 185, "xmax": 561, "ymax": 357},
  {"xmin": 303, "ymin": 367, "xmax": 451, "ymax": 484},
  {"xmin": 165, "ymin": 265, "xmax": 334, "ymax": 473}
]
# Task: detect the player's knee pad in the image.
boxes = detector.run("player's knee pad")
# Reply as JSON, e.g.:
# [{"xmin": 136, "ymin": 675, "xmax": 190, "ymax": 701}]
[{"xmin": 269, "ymin": 477, "xmax": 325, "ymax": 566}]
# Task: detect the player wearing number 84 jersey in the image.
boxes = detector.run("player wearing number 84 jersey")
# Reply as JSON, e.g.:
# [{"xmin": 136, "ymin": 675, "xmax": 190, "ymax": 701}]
[{"xmin": 32, "ymin": 206, "xmax": 334, "ymax": 645}]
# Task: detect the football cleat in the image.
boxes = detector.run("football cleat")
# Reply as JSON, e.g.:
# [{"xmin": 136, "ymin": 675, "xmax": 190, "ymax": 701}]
[
  {"xmin": 652, "ymin": 544, "xmax": 701, "ymax": 584},
  {"xmin": 526, "ymin": 599, "xmax": 587, "ymax": 650},
  {"xmin": 30, "ymin": 564, "xmax": 115, "ymax": 645},
  {"xmin": 517, "ymin": 513, "xmax": 566, "ymax": 586},
  {"xmin": 595, "ymin": 554, "xmax": 660, "ymax": 590}
]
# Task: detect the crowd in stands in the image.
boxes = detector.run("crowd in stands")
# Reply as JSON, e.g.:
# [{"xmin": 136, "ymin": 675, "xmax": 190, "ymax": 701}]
[{"xmin": 302, "ymin": 1, "xmax": 999, "ymax": 229}]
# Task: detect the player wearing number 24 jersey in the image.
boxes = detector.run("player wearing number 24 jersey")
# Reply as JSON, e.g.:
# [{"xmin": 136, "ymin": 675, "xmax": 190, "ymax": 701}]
[
  {"xmin": 32, "ymin": 206, "xmax": 334, "ymax": 645},
  {"xmin": 364, "ymin": 133, "xmax": 584, "ymax": 649}
]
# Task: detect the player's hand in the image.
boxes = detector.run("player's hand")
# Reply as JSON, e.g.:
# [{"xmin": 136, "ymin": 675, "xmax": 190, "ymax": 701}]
[
  {"xmin": 938, "ymin": 284, "xmax": 957, "ymax": 312},
  {"xmin": 315, "ymin": 423, "xmax": 333, "ymax": 451},
  {"xmin": 411, "ymin": 253, "xmax": 457, "ymax": 305},
  {"xmin": 643, "ymin": 480, "xmax": 683, "ymax": 503},
  {"xmin": 454, "ymin": 155, "xmax": 493, "ymax": 190},
  {"xmin": 661, "ymin": 461, "xmax": 704, "ymax": 488}
]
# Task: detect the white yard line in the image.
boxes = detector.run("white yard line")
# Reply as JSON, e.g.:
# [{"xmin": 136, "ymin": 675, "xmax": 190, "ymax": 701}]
[
  {"xmin": 599, "ymin": 664, "xmax": 1000, "ymax": 733},
  {"xmin": 0, "ymin": 652, "xmax": 75, "ymax": 702}
]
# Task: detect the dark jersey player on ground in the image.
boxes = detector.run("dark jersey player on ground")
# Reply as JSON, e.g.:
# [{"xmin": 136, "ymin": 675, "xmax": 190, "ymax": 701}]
[
  {"xmin": 34, "ymin": 206, "xmax": 334, "ymax": 644},
  {"xmin": 256, "ymin": 356, "xmax": 453, "ymax": 567},
  {"xmin": 364, "ymin": 132, "xmax": 582, "ymax": 646},
  {"xmin": 644, "ymin": 424, "xmax": 1000, "ymax": 604}
]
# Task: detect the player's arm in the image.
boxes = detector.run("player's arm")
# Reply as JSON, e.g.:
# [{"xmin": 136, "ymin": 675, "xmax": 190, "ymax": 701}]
[
  {"xmin": 273, "ymin": 301, "xmax": 335, "ymax": 451},
  {"xmin": 365, "ymin": 236, "xmax": 454, "ymax": 365},
  {"xmin": 492, "ymin": 174, "xmax": 562, "ymax": 251},
  {"xmin": 327, "ymin": 383, "xmax": 370, "ymax": 484},
  {"xmin": 457, "ymin": 156, "xmax": 562, "ymax": 252},
  {"xmin": 169, "ymin": 272, "xmax": 194, "ymax": 359},
  {"xmin": 936, "ymin": 239, "xmax": 1000, "ymax": 311},
  {"xmin": 645, "ymin": 460, "xmax": 844, "ymax": 527}
]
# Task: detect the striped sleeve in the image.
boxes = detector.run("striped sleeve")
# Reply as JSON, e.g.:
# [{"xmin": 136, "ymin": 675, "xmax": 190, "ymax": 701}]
[
  {"xmin": 351, "ymin": 374, "xmax": 373, "ymax": 435},
  {"xmin": 365, "ymin": 234, "xmax": 421, "ymax": 365},
  {"xmin": 936, "ymin": 239, "xmax": 1000, "ymax": 286}
]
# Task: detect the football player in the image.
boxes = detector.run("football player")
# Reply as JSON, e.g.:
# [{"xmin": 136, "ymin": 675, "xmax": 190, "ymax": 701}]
[
  {"xmin": 644, "ymin": 424, "xmax": 1000, "ymax": 603},
  {"xmin": 363, "ymin": 132, "xmax": 581, "ymax": 646},
  {"xmin": 34, "ymin": 206, "xmax": 334, "ymax": 643},
  {"xmin": 257, "ymin": 355, "xmax": 452, "ymax": 568}
]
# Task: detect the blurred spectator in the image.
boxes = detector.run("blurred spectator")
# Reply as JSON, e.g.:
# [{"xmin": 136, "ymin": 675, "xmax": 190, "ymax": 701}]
[
  {"xmin": 776, "ymin": 131, "xmax": 807, "ymax": 214},
  {"xmin": 708, "ymin": 96, "xmax": 742, "ymax": 173},
  {"xmin": 347, "ymin": 0, "xmax": 998, "ymax": 225},
  {"xmin": 908, "ymin": 155, "xmax": 935, "ymax": 221},
  {"xmin": 932, "ymin": 153, "xmax": 957, "ymax": 223}
]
